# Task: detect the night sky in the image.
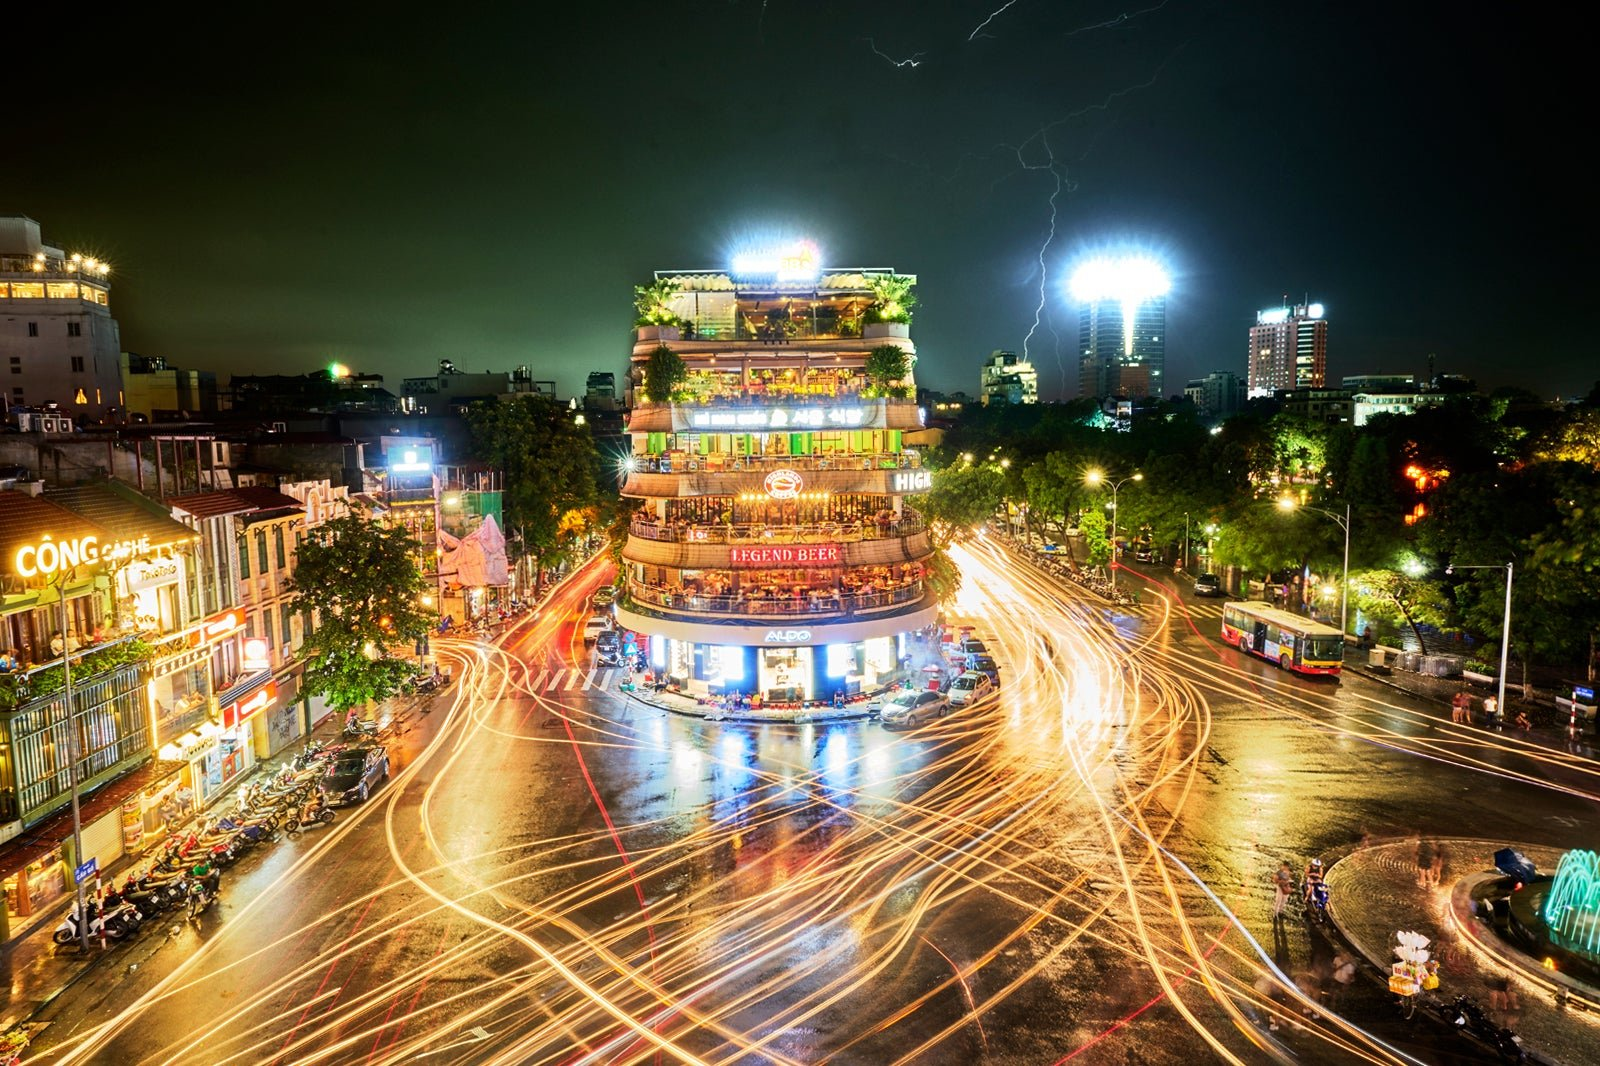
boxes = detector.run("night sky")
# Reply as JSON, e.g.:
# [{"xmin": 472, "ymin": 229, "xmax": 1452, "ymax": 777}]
[{"xmin": 7, "ymin": 3, "xmax": 1584, "ymax": 401}]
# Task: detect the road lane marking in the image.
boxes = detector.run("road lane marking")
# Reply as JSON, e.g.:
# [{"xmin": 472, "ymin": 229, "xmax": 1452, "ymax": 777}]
[
  {"xmin": 530, "ymin": 668, "xmax": 548, "ymax": 690},
  {"xmin": 545, "ymin": 669, "xmax": 565, "ymax": 691}
]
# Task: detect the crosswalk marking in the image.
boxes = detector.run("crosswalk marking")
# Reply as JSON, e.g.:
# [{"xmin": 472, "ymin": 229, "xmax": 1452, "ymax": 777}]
[
  {"xmin": 564, "ymin": 670, "xmax": 583, "ymax": 691},
  {"xmin": 546, "ymin": 669, "xmax": 565, "ymax": 691},
  {"xmin": 531, "ymin": 668, "xmax": 549, "ymax": 690}
]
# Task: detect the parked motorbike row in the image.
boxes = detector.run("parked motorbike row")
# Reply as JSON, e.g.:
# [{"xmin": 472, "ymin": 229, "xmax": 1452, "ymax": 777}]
[
  {"xmin": 51, "ymin": 743, "xmax": 347, "ymax": 948},
  {"xmin": 1018, "ymin": 541, "xmax": 1137, "ymax": 606}
]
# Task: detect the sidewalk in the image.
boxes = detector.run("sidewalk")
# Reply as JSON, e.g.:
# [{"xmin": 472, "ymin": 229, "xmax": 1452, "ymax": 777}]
[
  {"xmin": 1325, "ymin": 839, "xmax": 1600, "ymax": 1066},
  {"xmin": 0, "ymin": 699, "xmax": 388, "ymax": 1033}
]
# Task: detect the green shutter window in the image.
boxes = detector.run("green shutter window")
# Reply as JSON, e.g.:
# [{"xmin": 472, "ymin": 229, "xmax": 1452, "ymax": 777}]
[
  {"xmin": 256, "ymin": 530, "xmax": 268, "ymax": 573},
  {"xmin": 274, "ymin": 527, "xmax": 286, "ymax": 569},
  {"xmin": 239, "ymin": 535, "xmax": 250, "ymax": 578}
]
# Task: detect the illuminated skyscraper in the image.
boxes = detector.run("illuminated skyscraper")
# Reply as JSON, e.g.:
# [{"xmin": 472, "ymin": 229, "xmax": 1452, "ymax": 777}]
[
  {"xmin": 1248, "ymin": 301, "xmax": 1327, "ymax": 397},
  {"xmin": 1071, "ymin": 257, "xmax": 1168, "ymax": 400}
]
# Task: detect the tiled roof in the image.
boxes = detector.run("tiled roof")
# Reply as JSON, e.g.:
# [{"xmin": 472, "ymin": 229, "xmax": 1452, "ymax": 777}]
[
  {"xmin": 43, "ymin": 483, "xmax": 197, "ymax": 547},
  {"xmin": 167, "ymin": 486, "xmax": 305, "ymax": 521},
  {"xmin": 0, "ymin": 491, "xmax": 111, "ymax": 577}
]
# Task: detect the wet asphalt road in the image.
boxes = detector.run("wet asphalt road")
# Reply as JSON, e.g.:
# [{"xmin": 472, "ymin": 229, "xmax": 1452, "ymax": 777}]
[{"xmin": 20, "ymin": 544, "xmax": 1600, "ymax": 1065}]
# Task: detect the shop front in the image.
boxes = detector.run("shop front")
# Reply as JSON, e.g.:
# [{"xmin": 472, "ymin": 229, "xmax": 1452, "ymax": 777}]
[{"xmin": 646, "ymin": 633, "xmax": 904, "ymax": 703}]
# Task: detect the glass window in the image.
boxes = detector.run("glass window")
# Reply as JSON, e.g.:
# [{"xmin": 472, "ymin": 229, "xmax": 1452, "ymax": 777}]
[
  {"xmin": 10, "ymin": 283, "xmax": 44, "ymax": 299},
  {"xmin": 255, "ymin": 530, "xmax": 268, "ymax": 573},
  {"xmin": 238, "ymin": 534, "xmax": 250, "ymax": 578},
  {"xmin": 280, "ymin": 606, "xmax": 293, "ymax": 649},
  {"xmin": 68, "ymin": 322, "xmax": 82, "ymax": 337},
  {"xmin": 46, "ymin": 282, "xmax": 80, "ymax": 299},
  {"xmin": 263, "ymin": 608, "xmax": 275, "ymax": 648},
  {"xmin": 274, "ymin": 526, "xmax": 286, "ymax": 569}
]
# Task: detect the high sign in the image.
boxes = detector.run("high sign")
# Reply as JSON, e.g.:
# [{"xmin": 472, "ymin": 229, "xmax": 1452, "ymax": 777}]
[
  {"xmin": 687, "ymin": 407, "xmax": 864, "ymax": 430},
  {"xmin": 763, "ymin": 469, "xmax": 803, "ymax": 500},
  {"xmin": 223, "ymin": 682, "xmax": 276, "ymax": 729},
  {"xmin": 387, "ymin": 444, "xmax": 434, "ymax": 474},
  {"xmin": 892, "ymin": 470, "xmax": 932, "ymax": 492},
  {"xmin": 730, "ymin": 545, "xmax": 840, "ymax": 566},
  {"xmin": 732, "ymin": 239, "xmax": 820, "ymax": 281},
  {"xmin": 13, "ymin": 533, "xmax": 154, "ymax": 578},
  {"xmin": 124, "ymin": 556, "xmax": 182, "ymax": 592}
]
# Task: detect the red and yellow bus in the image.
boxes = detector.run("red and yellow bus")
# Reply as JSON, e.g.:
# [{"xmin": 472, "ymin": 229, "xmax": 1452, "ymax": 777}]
[{"xmin": 1221, "ymin": 601, "xmax": 1344, "ymax": 676}]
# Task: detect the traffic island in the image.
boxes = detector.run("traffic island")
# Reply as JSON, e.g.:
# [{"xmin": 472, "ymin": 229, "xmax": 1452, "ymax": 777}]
[{"xmin": 1325, "ymin": 839, "xmax": 1600, "ymax": 1065}]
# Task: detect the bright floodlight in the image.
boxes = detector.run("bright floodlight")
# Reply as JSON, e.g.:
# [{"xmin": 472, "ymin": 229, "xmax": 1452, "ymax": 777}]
[
  {"xmin": 1069, "ymin": 256, "xmax": 1170, "ymax": 304},
  {"xmin": 1277, "ymin": 496, "xmax": 1297, "ymax": 511}
]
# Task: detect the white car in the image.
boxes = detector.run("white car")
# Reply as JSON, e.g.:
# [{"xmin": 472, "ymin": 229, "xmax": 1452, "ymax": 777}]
[
  {"xmin": 879, "ymin": 689, "xmax": 949, "ymax": 726},
  {"xmin": 946, "ymin": 671, "xmax": 995, "ymax": 708},
  {"xmin": 581, "ymin": 615, "xmax": 610, "ymax": 644}
]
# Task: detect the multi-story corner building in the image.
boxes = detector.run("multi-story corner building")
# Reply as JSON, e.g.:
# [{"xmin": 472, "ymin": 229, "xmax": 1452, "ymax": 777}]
[
  {"xmin": 614, "ymin": 251, "xmax": 938, "ymax": 710},
  {"xmin": 1, "ymin": 216, "xmax": 123, "ymax": 418},
  {"xmin": 120, "ymin": 352, "xmax": 218, "ymax": 420},
  {"xmin": 1072, "ymin": 257, "xmax": 1168, "ymax": 401},
  {"xmin": 979, "ymin": 350, "xmax": 1039, "ymax": 405},
  {"xmin": 1184, "ymin": 370, "xmax": 1247, "ymax": 421},
  {"xmin": 1248, "ymin": 301, "xmax": 1327, "ymax": 398}
]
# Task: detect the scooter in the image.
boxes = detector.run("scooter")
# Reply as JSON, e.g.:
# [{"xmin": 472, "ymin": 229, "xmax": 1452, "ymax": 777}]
[
  {"xmin": 1443, "ymin": 995, "xmax": 1523, "ymax": 1061},
  {"xmin": 52, "ymin": 900, "xmax": 137, "ymax": 945},
  {"xmin": 285, "ymin": 794, "xmax": 337, "ymax": 834},
  {"xmin": 343, "ymin": 716, "xmax": 380, "ymax": 740},
  {"xmin": 186, "ymin": 861, "xmax": 222, "ymax": 919},
  {"xmin": 1304, "ymin": 878, "xmax": 1330, "ymax": 924}
]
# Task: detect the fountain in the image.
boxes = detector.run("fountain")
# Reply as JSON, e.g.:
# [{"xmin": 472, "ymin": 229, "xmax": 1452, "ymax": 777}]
[{"xmin": 1543, "ymin": 850, "xmax": 1600, "ymax": 958}]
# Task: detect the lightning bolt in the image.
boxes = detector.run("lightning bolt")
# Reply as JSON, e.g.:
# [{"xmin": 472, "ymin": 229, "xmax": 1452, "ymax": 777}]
[
  {"xmin": 1065, "ymin": 0, "xmax": 1173, "ymax": 38},
  {"xmin": 968, "ymin": 0, "xmax": 1023, "ymax": 41},
  {"xmin": 863, "ymin": 37, "xmax": 925, "ymax": 68}
]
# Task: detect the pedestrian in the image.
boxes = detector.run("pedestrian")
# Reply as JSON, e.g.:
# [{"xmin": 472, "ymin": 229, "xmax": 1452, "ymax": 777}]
[
  {"xmin": 1432, "ymin": 841, "xmax": 1449, "ymax": 888},
  {"xmin": 1513, "ymin": 709, "xmax": 1531, "ymax": 732},
  {"xmin": 1273, "ymin": 861, "xmax": 1295, "ymax": 919},
  {"xmin": 174, "ymin": 783, "xmax": 194, "ymax": 815},
  {"xmin": 1483, "ymin": 694, "xmax": 1501, "ymax": 729},
  {"xmin": 158, "ymin": 795, "xmax": 179, "ymax": 832},
  {"xmin": 1415, "ymin": 837, "xmax": 1435, "ymax": 887},
  {"xmin": 1450, "ymin": 692, "xmax": 1468, "ymax": 724},
  {"xmin": 1330, "ymin": 952, "xmax": 1357, "ymax": 1010}
]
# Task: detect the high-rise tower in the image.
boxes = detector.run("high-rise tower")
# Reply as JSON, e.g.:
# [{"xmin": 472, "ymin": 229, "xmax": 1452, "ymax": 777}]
[
  {"xmin": 1248, "ymin": 301, "xmax": 1327, "ymax": 397},
  {"xmin": 1071, "ymin": 257, "xmax": 1168, "ymax": 400}
]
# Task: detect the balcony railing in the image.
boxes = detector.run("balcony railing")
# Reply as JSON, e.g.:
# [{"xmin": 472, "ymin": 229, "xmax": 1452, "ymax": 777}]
[
  {"xmin": 634, "ymin": 451, "xmax": 920, "ymax": 475},
  {"xmin": 627, "ymin": 581, "xmax": 924, "ymax": 619},
  {"xmin": 630, "ymin": 513, "xmax": 927, "ymax": 545}
]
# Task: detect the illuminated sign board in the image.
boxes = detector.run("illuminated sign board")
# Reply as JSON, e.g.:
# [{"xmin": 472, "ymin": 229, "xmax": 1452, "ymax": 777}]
[
  {"xmin": 222, "ymin": 682, "xmax": 276, "ymax": 729},
  {"xmin": 732, "ymin": 239, "xmax": 820, "ymax": 282},
  {"xmin": 1256, "ymin": 307, "xmax": 1290, "ymax": 325},
  {"xmin": 763, "ymin": 469, "xmax": 803, "ymax": 500},
  {"xmin": 241, "ymin": 637, "xmax": 271, "ymax": 670},
  {"xmin": 387, "ymin": 444, "xmax": 434, "ymax": 474},
  {"xmin": 892, "ymin": 470, "xmax": 932, "ymax": 492},
  {"xmin": 124, "ymin": 556, "xmax": 182, "ymax": 592},
  {"xmin": 763, "ymin": 629, "xmax": 812, "ymax": 643},
  {"xmin": 730, "ymin": 544, "xmax": 840, "ymax": 566},
  {"xmin": 13, "ymin": 533, "xmax": 154, "ymax": 578},
  {"xmin": 686, "ymin": 407, "xmax": 865, "ymax": 430},
  {"xmin": 190, "ymin": 609, "xmax": 243, "ymax": 647}
]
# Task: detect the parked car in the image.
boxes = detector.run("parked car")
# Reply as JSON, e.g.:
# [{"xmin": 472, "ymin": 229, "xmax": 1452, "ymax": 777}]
[
  {"xmin": 946, "ymin": 671, "xmax": 995, "ymax": 708},
  {"xmin": 319, "ymin": 744, "xmax": 389, "ymax": 806},
  {"xmin": 1134, "ymin": 545, "xmax": 1154, "ymax": 563},
  {"xmin": 1193, "ymin": 573, "xmax": 1223, "ymax": 597},
  {"xmin": 966, "ymin": 653, "xmax": 1000, "ymax": 684},
  {"xmin": 595, "ymin": 628, "xmax": 622, "ymax": 665},
  {"xmin": 581, "ymin": 615, "xmax": 610, "ymax": 644},
  {"xmin": 879, "ymin": 689, "xmax": 949, "ymax": 726}
]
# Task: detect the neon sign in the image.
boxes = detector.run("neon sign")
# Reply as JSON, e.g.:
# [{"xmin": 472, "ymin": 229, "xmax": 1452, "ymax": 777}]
[
  {"xmin": 764, "ymin": 629, "xmax": 812, "ymax": 643},
  {"xmin": 242, "ymin": 637, "xmax": 270, "ymax": 670},
  {"xmin": 892, "ymin": 470, "xmax": 932, "ymax": 492},
  {"xmin": 13, "ymin": 533, "xmax": 155, "ymax": 578},
  {"xmin": 764, "ymin": 469, "xmax": 803, "ymax": 500},
  {"xmin": 731, "ymin": 545, "xmax": 840, "ymax": 566},
  {"xmin": 732, "ymin": 239, "xmax": 820, "ymax": 282},
  {"xmin": 686, "ymin": 407, "xmax": 864, "ymax": 430},
  {"xmin": 223, "ymin": 682, "xmax": 276, "ymax": 729}
]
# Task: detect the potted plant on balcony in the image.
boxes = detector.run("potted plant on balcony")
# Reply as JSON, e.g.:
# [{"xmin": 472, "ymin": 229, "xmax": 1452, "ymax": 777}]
[
  {"xmin": 863, "ymin": 273, "xmax": 916, "ymax": 339},
  {"xmin": 642, "ymin": 344, "xmax": 687, "ymax": 403},
  {"xmin": 634, "ymin": 278, "xmax": 683, "ymax": 341},
  {"xmin": 864, "ymin": 344, "xmax": 912, "ymax": 399}
]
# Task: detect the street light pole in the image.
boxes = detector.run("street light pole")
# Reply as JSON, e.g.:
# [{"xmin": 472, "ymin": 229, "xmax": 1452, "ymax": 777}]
[
  {"xmin": 1182, "ymin": 511, "xmax": 1190, "ymax": 573},
  {"xmin": 1086, "ymin": 470, "xmax": 1142, "ymax": 588},
  {"xmin": 1449, "ymin": 562, "xmax": 1514, "ymax": 721},
  {"xmin": 1277, "ymin": 498, "xmax": 1350, "ymax": 636},
  {"xmin": 52, "ymin": 581, "xmax": 91, "ymax": 951}
]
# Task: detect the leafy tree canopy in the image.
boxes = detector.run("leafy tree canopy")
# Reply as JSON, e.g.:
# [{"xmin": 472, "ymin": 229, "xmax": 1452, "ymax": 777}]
[
  {"xmin": 289, "ymin": 515, "xmax": 431, "ymax": 712},
  {"xmin": 641, "ymin": 344, "xmax": 687, "ymax": 404},
  {"xmin": 463, "ymin": 395, "xmax": 602, "ymax": 560}
]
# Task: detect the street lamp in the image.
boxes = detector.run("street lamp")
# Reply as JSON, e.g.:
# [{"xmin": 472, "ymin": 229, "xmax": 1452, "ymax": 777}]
[
  {"xmin": 1446, "ymin": 562, "xmax": 1514, "ymax": 724},
  {"xmin": 45, "ymin": 569, "xmax": 92, "ymax": 950},
  {"xmin": 1085, "ymin": 469, "xmax": 1142, "ymax": 586},
  {"xmin": 1277, "ymin": 496, "xmax": 1351, "ymax": 638}
]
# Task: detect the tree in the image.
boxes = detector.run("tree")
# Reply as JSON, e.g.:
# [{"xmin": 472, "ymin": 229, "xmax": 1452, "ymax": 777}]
[
  {"xmin": 923, "ymin": 544, "xmax": 962, "ymax": 604},
  {"xmin": 1348, "ymin": 568, "xmax": 1450, "ymax": 650},
  {"xmin": 863, "ymin": 344, "xmax": 911, "ymax": 398},
  {"xmin": 633, "ymin": 278, "xmax": 681, "ymax": 327},
  {"xmin": 641, "ymin": 344, "xmax": 686, "ymax": 403},
  {"xmin": 864, "ymin": 273, "xmax": 916, "ymax": 323},
  {"xmin": 920, "ymin": 463, "xmax": 1006, "ymax": 544},
  {"xmin": 463, "ymin": 395, "xmax": 602, "ymax": 580},
  {"xmin": 1080, "ymin": 509, "xmax": 1111, "ymax": 568},
  {"xmin": 289, "ymin": 515, "xmax": 431, "ymax": 712}
]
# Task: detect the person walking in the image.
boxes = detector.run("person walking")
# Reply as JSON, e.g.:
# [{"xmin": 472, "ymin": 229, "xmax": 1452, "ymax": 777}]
[
  {"xmin": 1483, "ymin": 694, "xmax": 1501, "ymax": 729},
  {"xmin": 1415, "ymin": 837, "xmax": 1435, "ymax": 887},
  {"xmin": 1432, "ymin": 840, "xmax": 1449, "ymax": 888},
  {"xmin": 1273, "ymin": 861, "xmax": 1295, "ymax": 919}
]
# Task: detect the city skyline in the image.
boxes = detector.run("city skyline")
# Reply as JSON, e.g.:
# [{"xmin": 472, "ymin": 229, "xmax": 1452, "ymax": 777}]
[{"xmin": 4, "ymin": 4, "xmax": 1585, "ymax": 401}]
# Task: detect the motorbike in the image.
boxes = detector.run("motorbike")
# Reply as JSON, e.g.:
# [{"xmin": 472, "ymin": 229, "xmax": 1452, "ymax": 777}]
[
  {"xmin": 1441, "ymin": 995, "xmax": 1523, "ymax": 1062},
  {"xmin": 1303, "ymin": 878, "xmax": 1330, "ymax": 924},
  {"xmin": 285, "ymin": 794, "xmax": 337, "ymax": 834},
  {"xmin": 186, "ymin": 861, "xmax": 222, "ymax": 919},
  {"xmin": 118, "ymin": 872, "xmax": 183, "ymax": 914},
  {"xmin": 343, "ymin": 715, "xmax": 380, "ymax": 740},
  {"xmin": 52, "ymin": 900, "xmax": 139, "ymax": 945}
]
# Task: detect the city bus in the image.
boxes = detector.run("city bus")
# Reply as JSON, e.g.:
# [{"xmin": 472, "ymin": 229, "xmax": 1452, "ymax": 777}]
[{"xmin": 1220, "ymin": 601, "xmax": 1345, "ymax": 676}]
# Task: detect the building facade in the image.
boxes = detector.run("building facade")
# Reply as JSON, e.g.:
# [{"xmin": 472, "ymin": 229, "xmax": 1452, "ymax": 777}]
[
  {"xmin": 1184, "ymin": 371, "xmax": 1247, "ymax": 421},
  {"xmin": 1077, "ymin": 296, "xmax": 1166, "ymax": 400},
  {"xmin": 1248, "ymin": 302, "xmax": 1327, "ymax": 398},
  {"xmin": 120, "ymin": 353, "xmax": 218, "ymax": 420},
  {"xmin": 0, "ymin": 216, "xmax": 123, "ymax": 418},
  {"xmin": 614, "ymin": 256, "xmax": 937, "ymax": 711},
  {"xmin": 979, "ymin": 350, "xmax": 1039, "ymax": 405}
]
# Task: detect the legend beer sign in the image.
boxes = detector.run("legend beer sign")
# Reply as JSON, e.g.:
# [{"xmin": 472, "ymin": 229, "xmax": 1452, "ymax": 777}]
[{"xmin": 730, "ymin": 544, "xmax": 841, "ymax": 566}]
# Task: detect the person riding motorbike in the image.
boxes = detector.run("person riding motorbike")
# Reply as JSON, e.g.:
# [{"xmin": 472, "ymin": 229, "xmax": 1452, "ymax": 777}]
[{"xmin": 1303, "ymin": 858, "xmax": 1326, "ymax": 906}]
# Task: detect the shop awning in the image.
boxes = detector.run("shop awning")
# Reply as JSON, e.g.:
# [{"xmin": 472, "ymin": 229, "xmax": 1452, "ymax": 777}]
[
  {"xmin": 43, "ymin": 483, "xmax": 198, "ymax": 550},
  {"xmin": 0, "ymin": 491, "xmax": 111, "ymax": 581},
  {"xmin": 0, "ymin": 759, "xmax": 185, "ymax": 878}
]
